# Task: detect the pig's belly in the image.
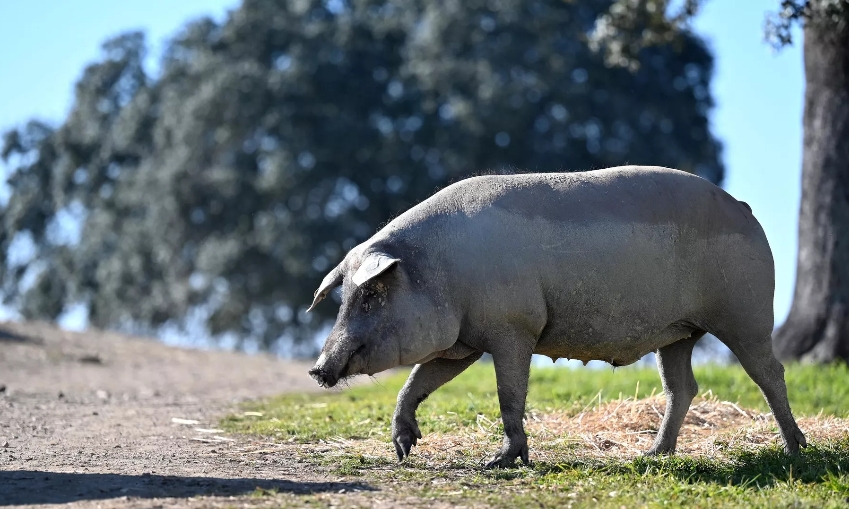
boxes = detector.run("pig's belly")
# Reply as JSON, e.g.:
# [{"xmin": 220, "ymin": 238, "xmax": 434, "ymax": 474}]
[{"xmin": 533, "ymin": 319, "xmax": 697, "ymax": 366}]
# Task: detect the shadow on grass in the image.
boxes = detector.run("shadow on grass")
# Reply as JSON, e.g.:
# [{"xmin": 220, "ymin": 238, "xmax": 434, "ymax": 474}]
[
  {"xmin": 533, "ymin": 438, "xmax": 849, "ymax": 489},
  {"xmin": 0, "ymin": 471, "xmax": 376, "ymax": 505}
]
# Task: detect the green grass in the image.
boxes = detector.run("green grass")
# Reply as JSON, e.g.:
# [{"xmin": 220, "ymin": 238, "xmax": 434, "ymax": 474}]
[
  {"xmin": 223, "ymin": 362, "xmax": 849, "ymax": 508},
  {"xmin": 223, "ymin": 361, "xmax": 849, "ymax": 440},
  {"xmin": 302, "ymin": 443, "xmax": 849, "ymax": 508}
]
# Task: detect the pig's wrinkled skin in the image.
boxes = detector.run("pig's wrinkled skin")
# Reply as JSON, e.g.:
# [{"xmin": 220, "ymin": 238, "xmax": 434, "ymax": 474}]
[{"xmin": 307, "ymin": 166, "xmax": 806, "ymax": 468}]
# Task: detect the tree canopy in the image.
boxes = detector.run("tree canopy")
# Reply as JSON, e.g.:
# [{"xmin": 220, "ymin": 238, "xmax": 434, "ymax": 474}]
[{"xmin": 1, "ymin": 0, "xmax": 723, "ymax": 353}]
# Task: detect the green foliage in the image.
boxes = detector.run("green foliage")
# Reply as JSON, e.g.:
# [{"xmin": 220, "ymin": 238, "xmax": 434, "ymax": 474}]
[
  {"xmin": 765, "ymin": 0, "xmax": 849, "ymax": 48},
  {"xmin": 223, "ymin": 361, "xmax": 849, "ymax": 440},
  {"xmin": 1, "ymin": 0, "xmax": 723, "ymax": 350},
  {"xmin": 589, "ymin": 0, "xmax": 703, "ymax": 70},
  {"xmin": 592, "ymin": 1, "xmax": 849, "ymax": 62}
]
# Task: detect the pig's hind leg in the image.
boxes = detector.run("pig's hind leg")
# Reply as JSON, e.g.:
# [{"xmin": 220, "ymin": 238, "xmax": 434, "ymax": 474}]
[
  {"xmin": 714, "ymin": 327, "xmax": 807, "ymax": 455},
  {"xmin": 645, "ymin": 332, "xmax": 704, "ymax": 455}
]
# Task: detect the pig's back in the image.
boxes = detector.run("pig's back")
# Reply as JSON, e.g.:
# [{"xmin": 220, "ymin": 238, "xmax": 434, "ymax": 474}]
[
  {"xmin": 459, "ymin": 166, "xmax": 752, "ymax": 234},
  {"xmin": 379, "ymin": 166, "xmax": 772, "ymax": 364}
]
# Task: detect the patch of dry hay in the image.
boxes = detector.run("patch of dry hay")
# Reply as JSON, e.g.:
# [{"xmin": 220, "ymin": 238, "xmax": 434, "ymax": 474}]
[
  {"xmin": 362, "ymin": 392, "xmax": 849, "ymax": 463},
  {"xmin": 324, "ymin": 394, "xmax": 849, "ymax": 466},
  {"xmin": 520, "ymin": 392, "xmax": 849, "ymax": 461}
]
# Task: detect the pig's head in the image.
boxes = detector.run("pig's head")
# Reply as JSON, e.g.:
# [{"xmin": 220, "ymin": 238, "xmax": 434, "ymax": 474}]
[{"xmin": 307, "ymin": 248, "xmax": 458, "ymax": 388}]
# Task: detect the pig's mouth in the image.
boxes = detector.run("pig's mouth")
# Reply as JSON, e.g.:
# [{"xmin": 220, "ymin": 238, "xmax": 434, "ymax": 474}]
[
  {"xmin": 308, "ymin": 366, "xmax": 340, "ymax": 388},
  {"xmin": 309, "ymin": 345, "xmax": 367, "ymax": 388}
]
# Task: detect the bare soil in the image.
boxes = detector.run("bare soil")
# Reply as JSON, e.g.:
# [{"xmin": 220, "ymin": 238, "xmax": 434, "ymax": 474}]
[{"xmin": 0, "ymin": 321, "xmax": 416, "ymax": 509}]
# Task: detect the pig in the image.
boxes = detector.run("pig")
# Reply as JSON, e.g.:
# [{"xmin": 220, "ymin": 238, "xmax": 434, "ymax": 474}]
[{"xmin": 307, "ymin": 166, "xmax": 806, "ymax": 468}]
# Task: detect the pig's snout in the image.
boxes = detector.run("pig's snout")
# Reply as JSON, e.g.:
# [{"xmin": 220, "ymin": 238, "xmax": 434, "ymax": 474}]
[
  {"xmin": 310, "ymin": 342, "xmax": 368, "ymax": 388},
  {"xmin": 309, "ymin": 353, "xmax": 340, "ymax": 388},
  {"xmin": 308, "ymin": 365, "xmax": 339, "ymax": 388}
]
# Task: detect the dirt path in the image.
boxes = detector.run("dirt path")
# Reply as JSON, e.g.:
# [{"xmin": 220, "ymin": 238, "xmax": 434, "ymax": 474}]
[{"xmin": 0, "ymin": 321, "xmax": 398, "ymax": 508}]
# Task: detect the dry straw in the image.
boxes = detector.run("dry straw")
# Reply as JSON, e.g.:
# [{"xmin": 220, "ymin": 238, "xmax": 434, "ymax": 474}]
[{"xmin": 320, "ymin": 393, "xmax": 849, "ymax": 466}]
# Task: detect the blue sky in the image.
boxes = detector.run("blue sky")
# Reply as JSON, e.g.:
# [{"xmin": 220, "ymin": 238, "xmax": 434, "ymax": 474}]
[{"xmin": 0, "ymin": 1, "xmax": 803, "ymax": 333}]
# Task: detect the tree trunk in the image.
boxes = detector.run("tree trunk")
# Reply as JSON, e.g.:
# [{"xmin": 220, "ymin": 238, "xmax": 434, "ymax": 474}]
[{"xmin": 773, "ymin": 16, "xmax": 849, "ymax": 363}]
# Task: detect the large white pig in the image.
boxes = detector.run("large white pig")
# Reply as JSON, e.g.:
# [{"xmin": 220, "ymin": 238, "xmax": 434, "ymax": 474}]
[{"xmin": 308, "ymin": 166, "xmax": 806, "ymax": 468}]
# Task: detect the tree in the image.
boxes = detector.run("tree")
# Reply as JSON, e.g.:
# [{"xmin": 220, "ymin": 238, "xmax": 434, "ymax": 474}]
[
  {"xmin": 1, "ymin": 0, "xmax": 723, "ymax": 353},
  {"xmin": 592, "ymin": 0, "xmax": 849, "ymax": 363},
  {"xmin": 767, "ymin": 0, "xmax": 849, "ymax": 363}
]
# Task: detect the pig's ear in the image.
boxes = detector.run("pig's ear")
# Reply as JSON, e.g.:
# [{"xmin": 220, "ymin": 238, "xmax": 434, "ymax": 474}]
[
  {"xmin": 352, "ymin": 252, "xmax": 400, "ymax": 287},
  {"xmin": 307, "ymin": 265, "xmax": 343, "ymax": 312}
]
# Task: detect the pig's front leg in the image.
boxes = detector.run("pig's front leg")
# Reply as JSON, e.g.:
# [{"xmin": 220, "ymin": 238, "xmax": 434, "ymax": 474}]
[
  {"xmin": 485, "ymin": 341, "xmax": 534, "ymax": 469},
  {"xmin": 392, "ymin": 352, "xmax": 483, "ymax": 460}
]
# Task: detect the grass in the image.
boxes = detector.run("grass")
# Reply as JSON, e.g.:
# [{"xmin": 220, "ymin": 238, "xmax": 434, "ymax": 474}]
[{"xmin": 223, "ymin": 361, "xmax": 849, "ymax": 508}]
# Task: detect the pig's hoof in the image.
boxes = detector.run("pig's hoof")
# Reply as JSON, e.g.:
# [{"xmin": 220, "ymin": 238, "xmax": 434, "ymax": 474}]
[
  {"xmin": 391, "ymin": 417, "xmax": 422, "ymax": 461},
  {"xmin": 643, "ymin": 446, "xmax": 674, "ymax": 457},
  {"xmin": 484, "ymin": 454, "xmax": 516, "ymax": 469},
  {"xmin": 484, "ymin": 442, "xmax": 529, "ymax": 469},
  {"xmin": 784, "ymin": 428, "xmax": 807, "ymax": 456}
]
